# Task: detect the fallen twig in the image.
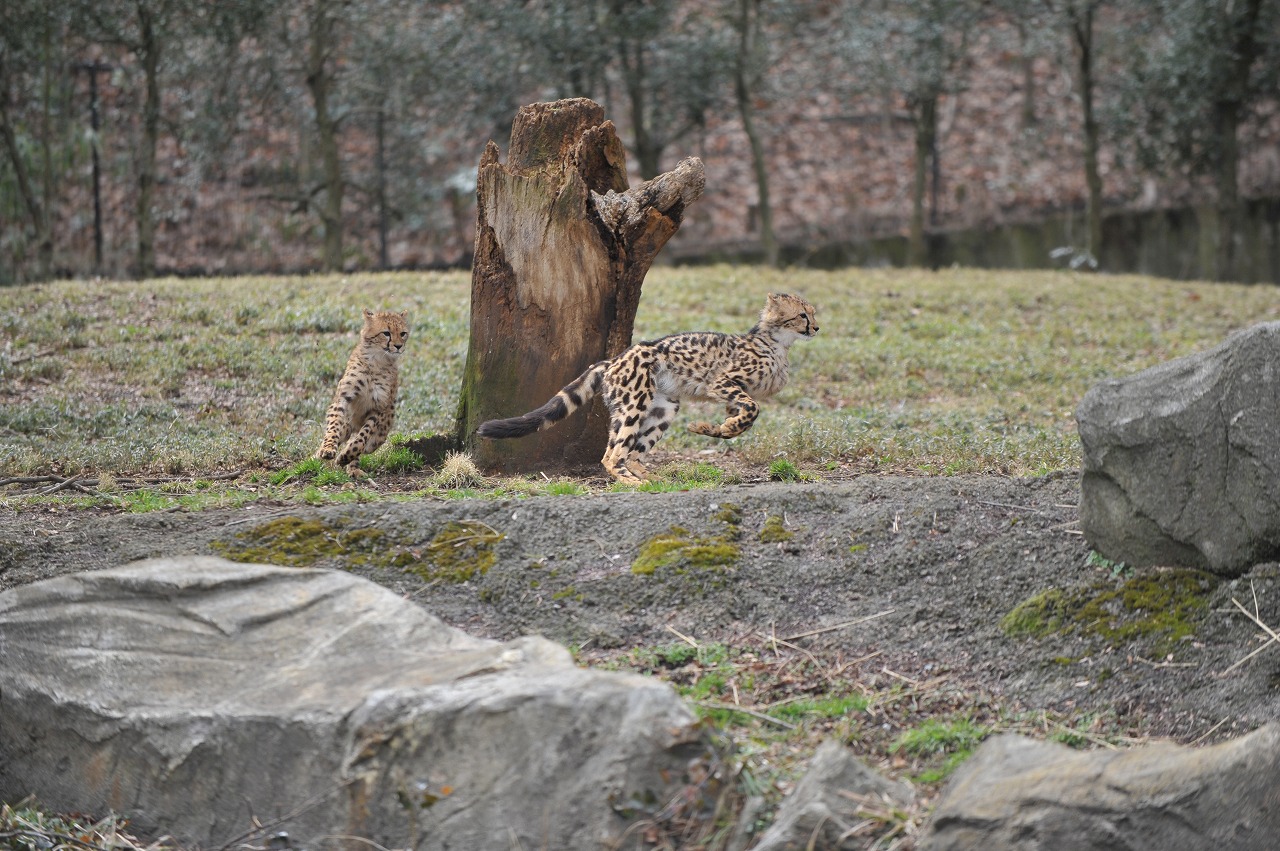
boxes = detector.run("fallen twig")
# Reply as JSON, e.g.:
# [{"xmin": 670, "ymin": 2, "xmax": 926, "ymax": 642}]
[
  {"xmin": 7, "ymin": 347, "xmax": 57, "ymax": 365},
  {"xmin": 1189, "ymin": 717, "xmax": 1230, "ymax": 746},
  {"xmin": 780, "ymin": 609, "xmax": 895, "ymax": 642},
  {"xmin": 36, "ymin": 475, "xmax": 83, "ymax": 496},
  {"xmin": 666, "ymin": 624, "xmax": 699, "ymax": 647},
  {"xmin": 1220, "ymin": 590, "xmax": 1280, "ymax": 675},
  {"xmin": 975, "ymin": 499, "xmax": 1042, "ymax": 514}
]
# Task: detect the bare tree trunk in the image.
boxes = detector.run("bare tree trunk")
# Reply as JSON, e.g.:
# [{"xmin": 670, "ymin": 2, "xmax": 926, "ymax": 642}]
[
  {"xmin": 1210, "ymin": 0, "xmax": 1262, "ymax": 282},
  {"xmin": 734, "ymin": 0, "xmax": 777, "ymax": 267},
  {"xmin": 909, "ymin": 94, "xmax": 937, "ymax": 267},
  {"xmin": 306, "ymin": 0, "xmax": 344, "ymax": 272},
  {"xmin": 620, "ymin": 35, "xmax": 661, "ymax": 180},
  {"xmin": 1070, "ymin": 3, "xmax": 1103, "ymax": 266},
  {"xmin": 1017, "ymin": 21, "xmax": 1037, "ymax": 130},
  {"xmin": 456, "ymin": 98, "xmax": 704, "ymax": 474},
  {"xmin": 136, "ymin": 5, "xmax": 160, "ymax": 279},
  {"xmin": 375, "ymin": 107, "xmax": 389, "ymax": 269},
  {"xmin": 0, "ymin": 54, "xmax": 53, "ymax": 281}
]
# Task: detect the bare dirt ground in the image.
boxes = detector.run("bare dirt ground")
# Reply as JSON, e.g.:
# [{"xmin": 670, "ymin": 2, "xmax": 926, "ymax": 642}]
[{"xmin": 3, "ymin": 465, "xmax": 1278, "ymax": 759}]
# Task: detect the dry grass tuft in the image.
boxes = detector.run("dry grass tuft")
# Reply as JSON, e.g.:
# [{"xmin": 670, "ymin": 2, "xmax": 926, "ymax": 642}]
[{"xmin": 433, "ymin": 451, "xmax": 485, "ymax": 490}]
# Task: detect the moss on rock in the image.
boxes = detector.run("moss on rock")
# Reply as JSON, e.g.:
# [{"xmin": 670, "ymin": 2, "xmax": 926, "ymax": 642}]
[
  {"xmin": 210, "ymin": 516, "xmax": 390, "ymax": 567},
  {"xmin": 758, "ymin": 515, "xmax": 795, "ymax": 543},
  {"xmin": 1002, "ymin": 569, "xmax": 1218, "ymax": 657},
  {"xmin": 406, "ymin": 520, "xmax": 504, "ymax": 583},
  {"xmin": 632, "ymin": 526, "xmax": 740, "ymax": 576}
]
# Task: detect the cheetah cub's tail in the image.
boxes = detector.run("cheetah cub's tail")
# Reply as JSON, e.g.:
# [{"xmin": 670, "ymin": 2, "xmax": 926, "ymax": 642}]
[{"xmin": 477, "ymin": 362, "xmax": 607, "ymax": 439}]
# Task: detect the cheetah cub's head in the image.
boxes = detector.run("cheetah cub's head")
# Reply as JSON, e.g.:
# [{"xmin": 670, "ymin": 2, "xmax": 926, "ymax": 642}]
[
  {"xmin": 361, "ymin": 309, "xmax": 410, "ymax": 359},
  {"xmin": 760, "ymin": 292, "xmax": 819, "ymax": 341}
]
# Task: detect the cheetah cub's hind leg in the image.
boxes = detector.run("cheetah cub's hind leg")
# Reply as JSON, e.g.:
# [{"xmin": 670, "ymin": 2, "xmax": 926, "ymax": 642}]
[
  {"xmin": 687, "ymin": 376, "xmax": 761, "ymax": 438},
  {"xmin": 625, "ymin": 394, "xmax": 680, "ymax": 479}
]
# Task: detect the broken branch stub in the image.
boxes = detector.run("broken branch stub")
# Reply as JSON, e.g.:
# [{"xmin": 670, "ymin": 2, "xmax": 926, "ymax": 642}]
[{"xmin": 456, "ymin": 98, "xmax": 704, "ymax": 475}]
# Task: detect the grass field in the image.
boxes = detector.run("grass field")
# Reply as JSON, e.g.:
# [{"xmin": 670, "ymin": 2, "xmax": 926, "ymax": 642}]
[{"xmin": 2, "ymin": 264, "xmax": 1277, "ymax": 501}]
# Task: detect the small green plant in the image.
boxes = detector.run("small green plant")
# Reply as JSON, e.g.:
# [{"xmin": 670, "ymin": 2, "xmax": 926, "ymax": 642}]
[
  {"xmin": 1086, "ymin": 549, "xmax": 1132, "ymax": 579},
  {"xmin": 767, "ymin": 458, "xmax": 801, "ymax": 481},
  {"xmin": 1, "ymin": 800, "xmax": 166, "ymax": 851}
]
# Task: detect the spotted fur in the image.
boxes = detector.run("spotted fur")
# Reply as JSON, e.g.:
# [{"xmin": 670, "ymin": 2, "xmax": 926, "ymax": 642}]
[
  {"xmin": 316, "ymin": 309, "xmax": 409, "ymax": 475},
  {"xmin": 477, "ymin": 293, "xmax": 818, "ymax": 483}
]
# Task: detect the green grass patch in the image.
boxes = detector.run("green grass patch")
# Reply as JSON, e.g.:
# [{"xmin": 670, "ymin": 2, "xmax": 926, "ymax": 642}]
[
  {"xmin": 4, "ymin": 266, "xmax": 1280, "ymax": 489},
  {"xmin": 361, "ymin": 443, "xmax": 427, "ymax": 475},
  {"xmin": 272, "ymin": 457, "xmax": 350, "ymax": 486},
  {"xmin": 891, "ymin": 716, "xmax": 989, "ymax": 783},
  {"xmin": 770, "ymin": 694, "xmax": 869, "ymax": 721}
]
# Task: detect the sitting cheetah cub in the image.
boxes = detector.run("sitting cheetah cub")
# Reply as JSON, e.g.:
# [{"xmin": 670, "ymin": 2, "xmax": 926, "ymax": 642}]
[
  {"xmin": 477, "ymin": 292, "xmax": 818, "ymax": 482},
  {"xmin": 316, "ymin": 309, "xmax": 409, "ymax": 475}
]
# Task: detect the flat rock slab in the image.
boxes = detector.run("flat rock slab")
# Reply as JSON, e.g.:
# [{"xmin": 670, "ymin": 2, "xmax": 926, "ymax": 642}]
[
  {"xmin": 1077, "ymin": 321, "xmax": 1280, "ymax": 575},
  {"xmin": 0, "ymin": 557, "xmax": 703, "ymax": 850},
  {"xmin": 920, "ymin": 724, "xmax": 1280, "ymax": 850}
]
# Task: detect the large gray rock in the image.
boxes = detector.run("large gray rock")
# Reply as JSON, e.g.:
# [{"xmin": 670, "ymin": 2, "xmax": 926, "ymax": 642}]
[
  {"xmin": 919, "ymin": 724, "xmax": 1280, "ymax": 850},
  {"xmin": 751, "ymin": 740, "xmax": 915, "ymax": 850},
  {"xmin": 1077, "ymin": 321, "xmax": 1280, "ymax": 575},
  {"xmin": 0, "ymin": 558, "xmax": 704, "ymax": 850}
]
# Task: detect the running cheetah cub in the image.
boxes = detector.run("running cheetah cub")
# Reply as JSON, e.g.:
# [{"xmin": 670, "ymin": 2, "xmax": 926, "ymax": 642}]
[
  {"xmin": 316, "ymin": 309, "xmax": 409, "ymax": 475},
  {"xmin": 477, "ymin": 292, "xmax": 818, "ymax": 482}
]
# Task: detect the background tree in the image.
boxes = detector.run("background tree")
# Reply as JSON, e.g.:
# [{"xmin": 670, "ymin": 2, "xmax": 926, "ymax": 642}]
[
  {"xmin": 1124, "ymin": 0, "xmax": 1280, "ymax": 281},
  {"xmin": 727, "ymin": 0, "xmax": 778, "ymax": 266},
  {"xmin": 0, "ymin": 0, "xmax": 76, "ymax": 282},
  {"xmin": 605, "ymin": 0, "xmax": 733, "ymax": 180},
  {"xmin": 480, "ymin": 0, "xmax": 613, "ymax": 102},
  {"xmin": 840, "ymin": 0, "xmax": 983, "ymax": 267},
  {"xmin": 1025, "ymin": 0, "xmax": 1112, "ymax": 267},
  {"xmin": 73, "ymin": 0, "xmax": 202, "ymax": 278}
]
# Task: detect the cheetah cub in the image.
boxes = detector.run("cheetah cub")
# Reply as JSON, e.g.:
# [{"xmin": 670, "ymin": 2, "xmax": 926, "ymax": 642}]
[
  {"xmin": 316, "ymin": 309, "xmax": 409, "ymax": 475},
  {"xmin": 477, "ymin": 292, "xmax": 818, "ymax": 483}
]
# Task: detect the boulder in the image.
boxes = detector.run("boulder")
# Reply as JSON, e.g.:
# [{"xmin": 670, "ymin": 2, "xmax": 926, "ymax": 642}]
[
  {"xmin": 1077, "ymin": 321, "xmax": 1280, "ymax": 576},
  {"xmin": 0, "ymin": 558, "xmax": 705, "ymax": 850},
  {"xmin": 751, "ymin": 740, "xmax": 915, "ymax": 851},
  {"xmin": 919, "ymin": 724, "xmax": 1280, "ymax": 850}
]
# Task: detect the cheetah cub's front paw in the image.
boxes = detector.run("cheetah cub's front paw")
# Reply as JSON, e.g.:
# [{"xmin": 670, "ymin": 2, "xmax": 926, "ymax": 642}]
[
  {"xmin": 316, "ymin": 445, "xmax": 337, "ymax": 461},
  {"xmin": 687, "ymin": 421, "xmax": 719, "ymax": 437}
]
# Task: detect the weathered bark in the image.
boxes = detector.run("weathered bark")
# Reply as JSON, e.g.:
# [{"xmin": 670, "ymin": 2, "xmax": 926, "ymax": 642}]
[{"xmin": 456, "ymin": 98, "xmax": 704, "ymax": 474}]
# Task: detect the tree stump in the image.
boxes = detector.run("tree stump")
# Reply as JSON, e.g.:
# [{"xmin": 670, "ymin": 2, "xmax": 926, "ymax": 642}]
[{"xmin": 455, "ymin": 98, "xmax": 705, "ymax": 474}]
